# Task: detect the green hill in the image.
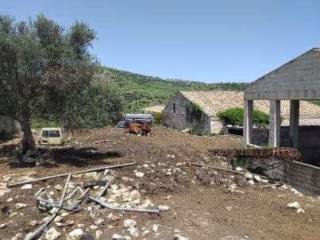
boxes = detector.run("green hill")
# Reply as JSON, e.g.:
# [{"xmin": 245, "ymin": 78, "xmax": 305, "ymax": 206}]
[{"xmin": 99, "ymin": 67, "xmax": 247, "ymax": 112}]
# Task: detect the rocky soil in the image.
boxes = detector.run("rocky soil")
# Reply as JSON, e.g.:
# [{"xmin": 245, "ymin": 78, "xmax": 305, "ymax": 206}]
[{"xmin": 0, "ymin": 126, "xmax": 320, "ymax": 240}]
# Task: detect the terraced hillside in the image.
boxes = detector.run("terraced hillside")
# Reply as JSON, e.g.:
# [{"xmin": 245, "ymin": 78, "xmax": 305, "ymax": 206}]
[{"xmin": 99, "ymin": 67, "xmax": 246, "ymax": 112}]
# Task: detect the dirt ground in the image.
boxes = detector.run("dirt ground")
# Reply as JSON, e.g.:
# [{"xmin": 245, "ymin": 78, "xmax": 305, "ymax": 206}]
[{"xmin": 0, "ymin": 126, "xmax": 320, "ymax": 240}]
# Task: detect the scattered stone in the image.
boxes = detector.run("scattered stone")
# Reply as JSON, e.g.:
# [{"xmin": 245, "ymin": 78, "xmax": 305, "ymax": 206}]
[
  {"xmin": 54, "ymin": 184, "xmax": 63, "ymax": 191},
  {"xmin": 0, "ymin": 223, "xmax": 8, "ymax": 229},
  {"xmin": 152, "ymin": 224, "xmax": 159, "ymax": 232},
  {"xmin": 123, "ymin": 219, "xmax": 136, "ymax": 228},
  {"xmin": 174, "ymin": 234, "xmax": 189, "ymax": 240},
  {"xmin": 159, "ymin": 205, "xmax": 170, "ymax": 211},
  {"xmin": 142, "ymin": 230, "xmax": 150, "ymax": 236},
  {"xmin": 90, "ymin": 225, "xmax": 98, "ymax": 230},
  {"xmin": 287, "ymin": 201, "xmax": 301, "ymax": 209},
  {"xmin": 45, "ymin": 227, "xmax": 61, "ymax": 240},
  {"xmin": 226, "ymin": 206, "xmax": 232, "ymax": 211},
  {"xmin": 6, "ymin": 197, "xmax": 13, "ymax": 202},
  {"xmin": 244, "ymin": 172, "xmax": 253, "ymax": 180},
  {"xmin": 68, "ymin": 228, "xmax": 84, "ymax": 240},
  {"xmin": 287, "ymin": 201, "xmax": 305, "ymax": 213},
  {"xmin": 21, "ymin": 184, "xmax": 32, "ymax": 190},
  {"xmin": 134, "ymin": 171, "xmax": 144, "ymax": 178},
  {"xmin": 29, "ymin": 220, "xmax": 39, "ymax": 226},
  {"xmin": 11, "ymin": 233, "xmax": 23, "ymax": 240},
  {"xmin": 15, "ymin": 203, "xmax": 27, "ymax": 209},
  {"xmin": 127, "ymin": 226, "xmax": 139, "ymax": 238},
  {"xmin": 95, "ymin": 230, "xmax": 103, "ymax": 239},
  {"xmin": 94, "ymin": 218, "xmax": 104, "ymax": 225},
  {"xmin": 111, "ymin": 233, "xmax": 124, "ymax": 240},
  {"xmin": 0, "ymin": 188, "xmax": 11, "ymax": 197}
]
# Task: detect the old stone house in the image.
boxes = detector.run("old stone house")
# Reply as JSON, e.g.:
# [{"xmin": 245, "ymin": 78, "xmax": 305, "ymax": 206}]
[{"xmin": 162, "ymin": 90, "xmax": 320, "ymax": 135}]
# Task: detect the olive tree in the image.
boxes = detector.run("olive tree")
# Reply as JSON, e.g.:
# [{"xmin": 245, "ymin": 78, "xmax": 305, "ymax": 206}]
[{"xmin": 0, "ymin": 15, "xmax": 97, "ymax": 152}]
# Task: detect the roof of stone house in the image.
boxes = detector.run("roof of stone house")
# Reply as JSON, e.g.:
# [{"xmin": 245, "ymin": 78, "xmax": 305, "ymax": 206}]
[
  {"xmin": 180, "ymin": 91, "xmax": 320, "ymax": 120},
  {"xmin": 143, "ymin": 105, "xmax": 165, "ymax": 113}
]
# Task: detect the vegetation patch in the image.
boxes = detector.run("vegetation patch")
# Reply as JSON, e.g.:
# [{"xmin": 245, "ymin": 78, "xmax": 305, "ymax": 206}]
[{"xmin": 217, "ymin": 107, "xmax": 269, "ymax": 127}]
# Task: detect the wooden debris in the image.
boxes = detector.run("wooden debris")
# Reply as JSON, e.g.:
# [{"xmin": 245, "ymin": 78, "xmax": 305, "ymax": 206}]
[
  {"xmin": 25, "ymin": 174, "xmax": 71, "ymax": 240},
  {"xmin": 8, "ymin": 162, "xmax": 137, "ymax": 187}
]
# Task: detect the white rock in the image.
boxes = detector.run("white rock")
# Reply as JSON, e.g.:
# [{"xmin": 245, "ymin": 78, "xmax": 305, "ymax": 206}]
[
  {"xmin": 244, "ymin": 172, "xmax": 253, "ymax": 179},
  {"xmin": 111, "ymin": 234, "xmax": 124, "ymax": 240},
  {"xmin": 297, "ymin": 208, "xmax": 305, "ymax": 214},
  {"xmin": 287, "ymin": 201, "xmax": 300, "ymax": 209},
  {"xmin": 226, "ymin": 206, "xmax": 232, "ymax": 211},
  {"xmin": 235, "ymin": 167, "xmax": 243, "ymax": 171},
  {"xmin": 95, "ymin": 218, "xmax": 104, "ymax": 225},
  {"xmin": 7, "ymin": 197, "xmax": 13, "ymax": 202},
  {"xmin": 68, "ymin": 228, "xmax": 84, "ymax": 240},
  {"xmin": 0, "ymin": 188, "xmax": 11, "ymax": 197},
  {"xmin": 174, "ymin": 234, "xmax": 189, "ymax": 240},
  {"xmin": 45, "ymin": 227, "xmax": 61, "ymax": 240},
  {"xmin": 159, "ymin": 205, "xmax": 170, "ymax": 211},
  {"xmin": 15, "ymin": 203, "xmax": 27, "ymax": 209},
  {"xmin": 11, "ymin": 233, "xmax": 23, "ymax": 240},
  {"xmin": 29, "ymin": 220, "xmax": 39, "ymax": 226},
  {"xmin": 152, "ymin": 224, "xmax": 159, "ymax": 232},
  {"xmin": 95, "ymin": 230, "xmax": 103, "ymax": 239},
  {"xmin": 128, "ymin": 227, "xmax": 139, "ymax": 238},
  {"xmin": 134, "ymin": 171, "xmax": 144, "ymax": 178},
  {"xmin": 0, "ymin": 223, "xmax": 8, "ymax": 229},
  {"xmin": 123, "ymin": 219, "xmax": 136, "ymax": 228},
  {"xmin": 247, "ymin": 180, "xmax": 255, "ymax": 186},
  {"xmin": 54, "ymin": 184, "xmax": 63, "ymax": 191},
  {"xmin": 90, "ymin": 225, "xmax": 98, "ymax": 230},
  {"xmin": 142, "ymin": 230, "xmax": 150, "ymax": 236},
  {"xmin": 21, "ymin": 184, "xmax": 32, "ymax": 190}
]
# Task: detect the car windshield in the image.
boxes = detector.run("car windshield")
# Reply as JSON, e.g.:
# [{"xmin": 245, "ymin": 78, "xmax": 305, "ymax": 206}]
[{"xmin": 49, "ymin": 130, "xmax": 61, "ymax": 137}]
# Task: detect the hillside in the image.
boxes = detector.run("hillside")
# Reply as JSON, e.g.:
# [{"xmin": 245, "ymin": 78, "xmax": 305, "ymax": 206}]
[{"xmin": 99, "ymin": 67, "xmax": 246, "ymax": 112}]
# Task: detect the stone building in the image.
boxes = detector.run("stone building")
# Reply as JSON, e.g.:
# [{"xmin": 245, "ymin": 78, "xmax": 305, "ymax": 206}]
[{"xmin": 163, "ymin": 90, "xmax": 320, "ymax": 135}]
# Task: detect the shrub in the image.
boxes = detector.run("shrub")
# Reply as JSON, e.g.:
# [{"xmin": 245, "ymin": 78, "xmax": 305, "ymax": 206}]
[{"xmin": 217, "ymin": 107, "xmax": 269, "ymax": 127}]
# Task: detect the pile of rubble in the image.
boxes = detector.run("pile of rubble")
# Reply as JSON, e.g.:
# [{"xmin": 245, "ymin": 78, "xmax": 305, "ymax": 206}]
[{"xmin": 0, "ymin": 163, "xmax": 170, "ymax": 240}]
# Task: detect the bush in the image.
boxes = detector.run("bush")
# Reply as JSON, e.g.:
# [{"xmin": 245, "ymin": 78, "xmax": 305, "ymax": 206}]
[{"xmin": 217, "ymin": 107, "xmax": 269, "ymax": 127}]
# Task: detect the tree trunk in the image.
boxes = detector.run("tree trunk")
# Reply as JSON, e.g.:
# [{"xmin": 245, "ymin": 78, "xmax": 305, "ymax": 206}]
[{"xmin": 20, "ymin": 117, "xmax": 35, "ymax": 153}]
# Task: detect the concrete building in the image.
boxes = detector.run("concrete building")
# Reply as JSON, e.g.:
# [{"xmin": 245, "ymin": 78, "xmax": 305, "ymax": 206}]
[
  {"xmin": 163, "ymin": 90, "xmax": 320, "ymax": 135},
  {"xmin": 244, "ymin": 48, "xmax": 320, "ymax": 151}
]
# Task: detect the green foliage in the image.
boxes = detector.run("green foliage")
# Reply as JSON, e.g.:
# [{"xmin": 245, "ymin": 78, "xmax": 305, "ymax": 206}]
[
  {"xmin": 0, "ymin": 14, "xmax": 98, "ymax": 150},
  {"xmin": 217, "ymin": 107, "xmax": 269, "ymax": 126},
  {"xmin": 189, "ymin": 103, "xmax": 202, "ymax": 121},
  {"xmin": 61, "ymin": 84, "xmax": 123, "ymax": 129},
  {"xmin": 152, "ymin": 112, "xmax": 162, "ymax": 124},
  {"xmin": 98, "ymin": 67, "xmax": 246, "ymax": 112}
]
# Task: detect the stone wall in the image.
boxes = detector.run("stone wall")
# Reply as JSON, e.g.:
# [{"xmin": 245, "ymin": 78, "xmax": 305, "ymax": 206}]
[
  {"xmin": 162, "ymin": 93, "xmax": 211, "ymax": 135},
  {"xmin": 247, "ymin": 157, "xmax": 320, "ymax": 195}
]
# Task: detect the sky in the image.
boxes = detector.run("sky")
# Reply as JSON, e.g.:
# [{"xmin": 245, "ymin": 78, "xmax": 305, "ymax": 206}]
[{"xmin": 1, "ymin": 0, "xmax": 319, "ymax": 83}]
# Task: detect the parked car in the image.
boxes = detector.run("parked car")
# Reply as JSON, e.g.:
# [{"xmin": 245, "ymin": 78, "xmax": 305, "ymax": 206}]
[{"xmin": 38, "ymin": 127, "xmax": 63, "ymax": 146}]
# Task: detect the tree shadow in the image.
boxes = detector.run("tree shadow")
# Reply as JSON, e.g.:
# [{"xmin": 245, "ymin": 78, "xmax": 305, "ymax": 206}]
[
  {"xmin": 49, "ymin": 147, "xmax": 124, "ymax": 167},
  {"xmin": 3, "ymin": 145, "xmax": 124, "ymax": 168}
]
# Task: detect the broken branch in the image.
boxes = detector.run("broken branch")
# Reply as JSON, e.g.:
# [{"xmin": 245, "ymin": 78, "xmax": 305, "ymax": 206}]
[{"xmin": 9, "ymin": 162, "xmax": 137, "ymax": 187}]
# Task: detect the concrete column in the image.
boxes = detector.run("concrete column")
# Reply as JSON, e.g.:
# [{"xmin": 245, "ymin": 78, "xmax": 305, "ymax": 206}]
[
  {"xmin": 244, "ymin": 99, "xmax": 253, "ymax": 146},
  {"xmin": 269, "ymin": 100, "xmax": 281, "ymax": 147},
  {"xmin": 289, "ymin": 100, "xmax": 300, "ymax": 148}
]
